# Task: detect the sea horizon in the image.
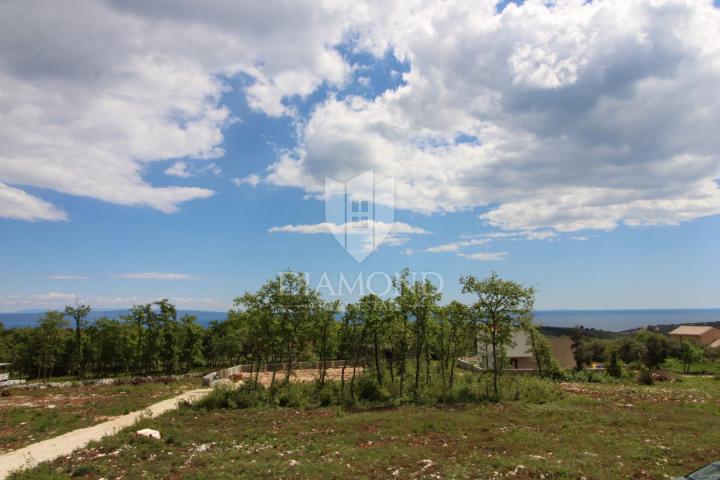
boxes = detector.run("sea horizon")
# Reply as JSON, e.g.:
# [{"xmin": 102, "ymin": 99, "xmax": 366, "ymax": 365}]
[{"xmin": 2, "ymin": 307, "xmax": 719, "ymax": 332}]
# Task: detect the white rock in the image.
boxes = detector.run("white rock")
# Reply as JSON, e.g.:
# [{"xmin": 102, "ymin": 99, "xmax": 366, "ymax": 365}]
[
  {"xmin": 136, "ymin": 428, "xmax": 161, "ymax": 440},
  {"xmin": 289, "ymin": 460, "xmax": 299, "ymax": 467}
]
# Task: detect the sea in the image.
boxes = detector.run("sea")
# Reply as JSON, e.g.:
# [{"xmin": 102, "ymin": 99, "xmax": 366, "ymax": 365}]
[
  {"xmin": 1, "ymin": 308, "xmax": 719, "ymax": 332},
  {"xmin": 533, "ymin": 308, "xmax": 720, "ymax": 331}
]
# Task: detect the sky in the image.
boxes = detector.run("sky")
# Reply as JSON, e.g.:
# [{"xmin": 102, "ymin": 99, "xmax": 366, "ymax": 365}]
[{"xmin": 0, "ymin": 0, "xmax": 719, "ymax": 313}]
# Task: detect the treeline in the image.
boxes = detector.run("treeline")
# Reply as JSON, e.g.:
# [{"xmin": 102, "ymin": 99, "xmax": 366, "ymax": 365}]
[
  {"xmin": 0, "ymin": 301, "xmax": 207, "ymax": 381},
  {"xmin": 570, "ymin": 327, "xmax": 719, "ymax": 378},
  {"xmin": 0, "ymin": 270, "xmax": 543, "ymax": 398}
]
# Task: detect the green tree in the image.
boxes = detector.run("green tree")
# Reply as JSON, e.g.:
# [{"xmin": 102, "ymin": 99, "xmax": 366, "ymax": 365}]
[
  {"xmin": 34, "ymin": 311, "xmax": 70, "ymax": 381},
  {"xmin": 523, "ymin": 321, "xmax": 559, "ymax": 378},
  {"xmin": 357, "ymin": 294, "xmax": 386, "ymax": 386},
  {"xmin": 616, "ymin": 336, "xmax": 644, "ymax": 364},
  {"xmin": 313, "ymin": 300, "xmax": 339, "ymax": 386},
  {"xmin": 460, "ymin": 271, "xmax": 535, "ymax": 397},
  {"xmin": 674, "ymin": 339, "xmax": 704, "ymax": 374},
  {"xmin": 179, "ymin": 314, "xmax": 205, "ymax": 372},
  {"xmin": 64, "ymin": 303, "xmax": 91, "ymax": 378},
  {"xmin": 606, "ymin": 350, "xmax": 622, "ymax": 378},
  {"xmin": 394, "ymin": 269, "xmax": 441, "ymax": 393},
  {"xmin": 570, "ymin": 326, "xmax": 592, "ymax": 370},
  {"xmin": 436, "ymin": 301, "xmax": 471, "ymax": 388},
  {"xmin": 641, "ymin": 332, "xmax": 671, "ymax": 370}
]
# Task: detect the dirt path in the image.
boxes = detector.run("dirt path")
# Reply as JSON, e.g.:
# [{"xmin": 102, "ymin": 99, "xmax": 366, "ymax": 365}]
[{"xmin": 0, "ymin": 388, "xmax": 209, "ymax": 479}]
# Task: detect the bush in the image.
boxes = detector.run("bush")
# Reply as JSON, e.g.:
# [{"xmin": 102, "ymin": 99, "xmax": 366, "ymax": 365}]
[
  {"xmin": 606, "ymin": 351, "xmax": 622, "ymax": 378},
  {"xmin": 507, "ymin": 376, "xmax": 565, "ymax": 404},
  {"xmin": 637, "ymin": 367, "xmax": 654, "ymax": 385},
  {"xmin": 356, "ymin": 377, "xmax": 391, "ymax": 403},
  {"xmin": 196, "ymin": 382, "xmax": 267, "ymax": 410},
  {"xmin": 276, "ymin": 383, "xmax": 309, "ymax": 408}
]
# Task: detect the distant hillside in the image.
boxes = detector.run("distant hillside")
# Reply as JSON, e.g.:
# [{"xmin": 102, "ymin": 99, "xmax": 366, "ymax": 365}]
[
  {"xmin": 0, "ymin": 310, "xmax": 228, "ymax": 328},
  {"xmin": 539, "ymin": 325, "xmax": 619, "ymax": 339}
]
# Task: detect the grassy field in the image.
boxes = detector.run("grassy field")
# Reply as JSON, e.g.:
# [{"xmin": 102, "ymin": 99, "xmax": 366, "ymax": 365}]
[
  {"xmin": 8, "ymin": 376, "xmax": 720, "ymax": 480},
  {"xmin": 0, "ymin": 376, "xmax": 202, "ymax": 453}
]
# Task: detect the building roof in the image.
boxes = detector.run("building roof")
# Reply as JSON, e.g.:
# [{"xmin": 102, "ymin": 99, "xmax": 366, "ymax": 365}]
[
  {"xmin": 709, "ymin": 339, "xmax": 720, "ymax": 349},
  {"xmin": 668, "ymin": 325, "xmax": 717, "ymax": 336}
]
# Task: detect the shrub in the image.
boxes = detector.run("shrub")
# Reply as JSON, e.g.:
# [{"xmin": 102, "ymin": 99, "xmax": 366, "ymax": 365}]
[
  {"xmin": 606, "ymin": 351, "xmax": 622, "ymax": 378},
  {"xmin": 509, "ymin": 376, "xmax": 565, "ymax": 404},
  {"xmin": 356, "ymin": 377, "xmax": 391, "ymax": 403},
  {"xmin": 637, "ymin": 367, "xmax": 654, "ymax": 385},
  {"xmin": 276, "ymin": 383, "xmax": 309, "ymax": 408}
]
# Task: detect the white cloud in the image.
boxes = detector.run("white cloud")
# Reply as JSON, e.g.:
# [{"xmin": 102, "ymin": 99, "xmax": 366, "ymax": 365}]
[
  {"xmin": 269, "ymin": 221, "xmax": 427, "ymax": 235},
  {"xmin": 268, "ymin": 0, "xmax": 720, "ymax": 234},
  {"xmin": 423, "ymin": 238, "xmax": 489, "ymax": 253},
  {"xmin": 570, "ymin": 235, "xmax": 589, "ymax": 241},
  {"xmin": 111, "ymin": 272, "xmax": 203, "ymax": 281},
  {"xmin": 0, "ymin": 0, "xmax": 368, "ymax": 220},
  {"xmin": 269, "ymin": 220, "xmax": 427, "ymax": 255},
  {"xmin": 4, "ymin": 0, "xmax": 720, "ymax": 234},
  {"xmin": 0, "ymin": 182, "xmax": 67, "ymax": 221},
  {"xmin": 231, "ymin": 174, "xmax": 261, "ymax": 187},
  {"xmin": 459, "ymin": 251, "xmax": 508, "ymax": 261},
  {"xmin": 165, "ymin": 161, "xmax": 222, "ymax": 178},
  {"xmin": 164, "ymin": 161, "xmax": 192, "ymax": 178}
]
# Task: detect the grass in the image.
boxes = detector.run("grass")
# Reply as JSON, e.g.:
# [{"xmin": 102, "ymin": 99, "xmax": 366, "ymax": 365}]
[
  {"xmin": 0, "ymin": 376, "xmax": 202, "ymax": 453},
  {"xmin": 9, "ymin": 375, "xmax": 720, "ymax": 479}
]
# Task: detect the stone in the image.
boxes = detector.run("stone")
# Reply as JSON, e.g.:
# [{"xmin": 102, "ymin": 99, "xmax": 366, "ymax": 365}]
[{"xmin": 135, "ymin": 428, "xmax": 161, "ymax": 440}]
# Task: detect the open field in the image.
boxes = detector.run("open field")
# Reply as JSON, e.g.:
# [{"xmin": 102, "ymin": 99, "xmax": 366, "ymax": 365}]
[
  {"xmin": 7, "ymin": 376, "xmax": 720, "ymax": 479},
  {"xmin": 0, "ymin": 377, "xmax": 202, "ymax": 453}
]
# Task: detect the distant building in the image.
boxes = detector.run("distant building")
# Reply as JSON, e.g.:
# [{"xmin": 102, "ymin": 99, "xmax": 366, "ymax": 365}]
[
  {"xmin": 477, "ymin": 330, "xmax": 575, "ymax": 370},
  {"xmin": 668, "ymin": 325, "xmax": 720, "ymax": 347}
]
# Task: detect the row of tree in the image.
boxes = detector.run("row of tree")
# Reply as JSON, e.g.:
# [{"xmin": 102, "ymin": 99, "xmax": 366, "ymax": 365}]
[
  {"xmin": 570, "ymin": 327, "xmax": 714, "ymax": 376},
  {"xmin": 0, "ymin": 270, "xmax": 540, "ymax": 397}
]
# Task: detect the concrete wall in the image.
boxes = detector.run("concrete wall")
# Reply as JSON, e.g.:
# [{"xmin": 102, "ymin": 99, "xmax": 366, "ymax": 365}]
[
  {"xmin": 548, "ymin": 336, "xmax": 576, "ymax": 369},
  {"xmin": 477, "ymin": 330, "xmax": 575, "ymax": 370}
]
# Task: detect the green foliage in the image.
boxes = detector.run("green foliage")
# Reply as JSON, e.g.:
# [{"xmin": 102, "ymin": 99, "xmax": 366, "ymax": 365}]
[
  {"xmin": 674, "ymin": 340, "xmax": 705, "ymax": 374},
  {"xmin": 641, "ymin": 332, "xmax": 672, "ymax": 370},
  {"xmin": 637, "ymin": 366, "xmax": 654, "ymax": 385},
  {"xmin": 460, "ymin": 271, "xmax": 535, "ymax": 396},
  {"xmin": 606, "ymin": 350, "xmax": 622, "ymax": 378},
  {"xmin": 506, "ymin": 376, "xmax": 565, "ymax": 404},
  {"xmin": 616, "ymin": 336, "xmax": 645, "ymax": 364}
]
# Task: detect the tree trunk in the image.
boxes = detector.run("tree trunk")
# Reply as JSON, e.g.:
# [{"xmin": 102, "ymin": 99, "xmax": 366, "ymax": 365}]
[{"xmin": 373, "ymin": 333, "xmax": 383, "ymax": 385}]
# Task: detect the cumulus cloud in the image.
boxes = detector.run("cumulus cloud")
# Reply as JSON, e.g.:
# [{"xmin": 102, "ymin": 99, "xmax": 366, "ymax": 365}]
[
  {"xmin": 268, "ymin": 0, "xmax": 720, "ymax": 234},
  {"xmin": 111, "ymin": 272, "xmax": 203, "ymax": 281},
  {"xmin": 4, "ymin": 0, "xmax": 720, "ymax": 235},
  {"xmin": 0, "ymin": 0, "xmax": 368, "ymax": 220}
]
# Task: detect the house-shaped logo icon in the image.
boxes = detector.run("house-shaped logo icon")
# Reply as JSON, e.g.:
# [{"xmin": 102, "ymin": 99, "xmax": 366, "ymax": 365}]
[{"xmin": 325, "ymin": 170, "xmax": 396, "ymax": 263}]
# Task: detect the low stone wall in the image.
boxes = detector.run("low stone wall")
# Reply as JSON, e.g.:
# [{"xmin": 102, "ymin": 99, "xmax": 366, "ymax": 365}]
[{"xmin": 203, "ymin": 360, "xmax": 348, "ymax": 386}]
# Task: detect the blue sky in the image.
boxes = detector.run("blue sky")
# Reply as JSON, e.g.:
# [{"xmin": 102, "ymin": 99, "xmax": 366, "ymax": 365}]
[{"xmin": 1, "ymin": 0, "xmax": 719, "ymax": 312}]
